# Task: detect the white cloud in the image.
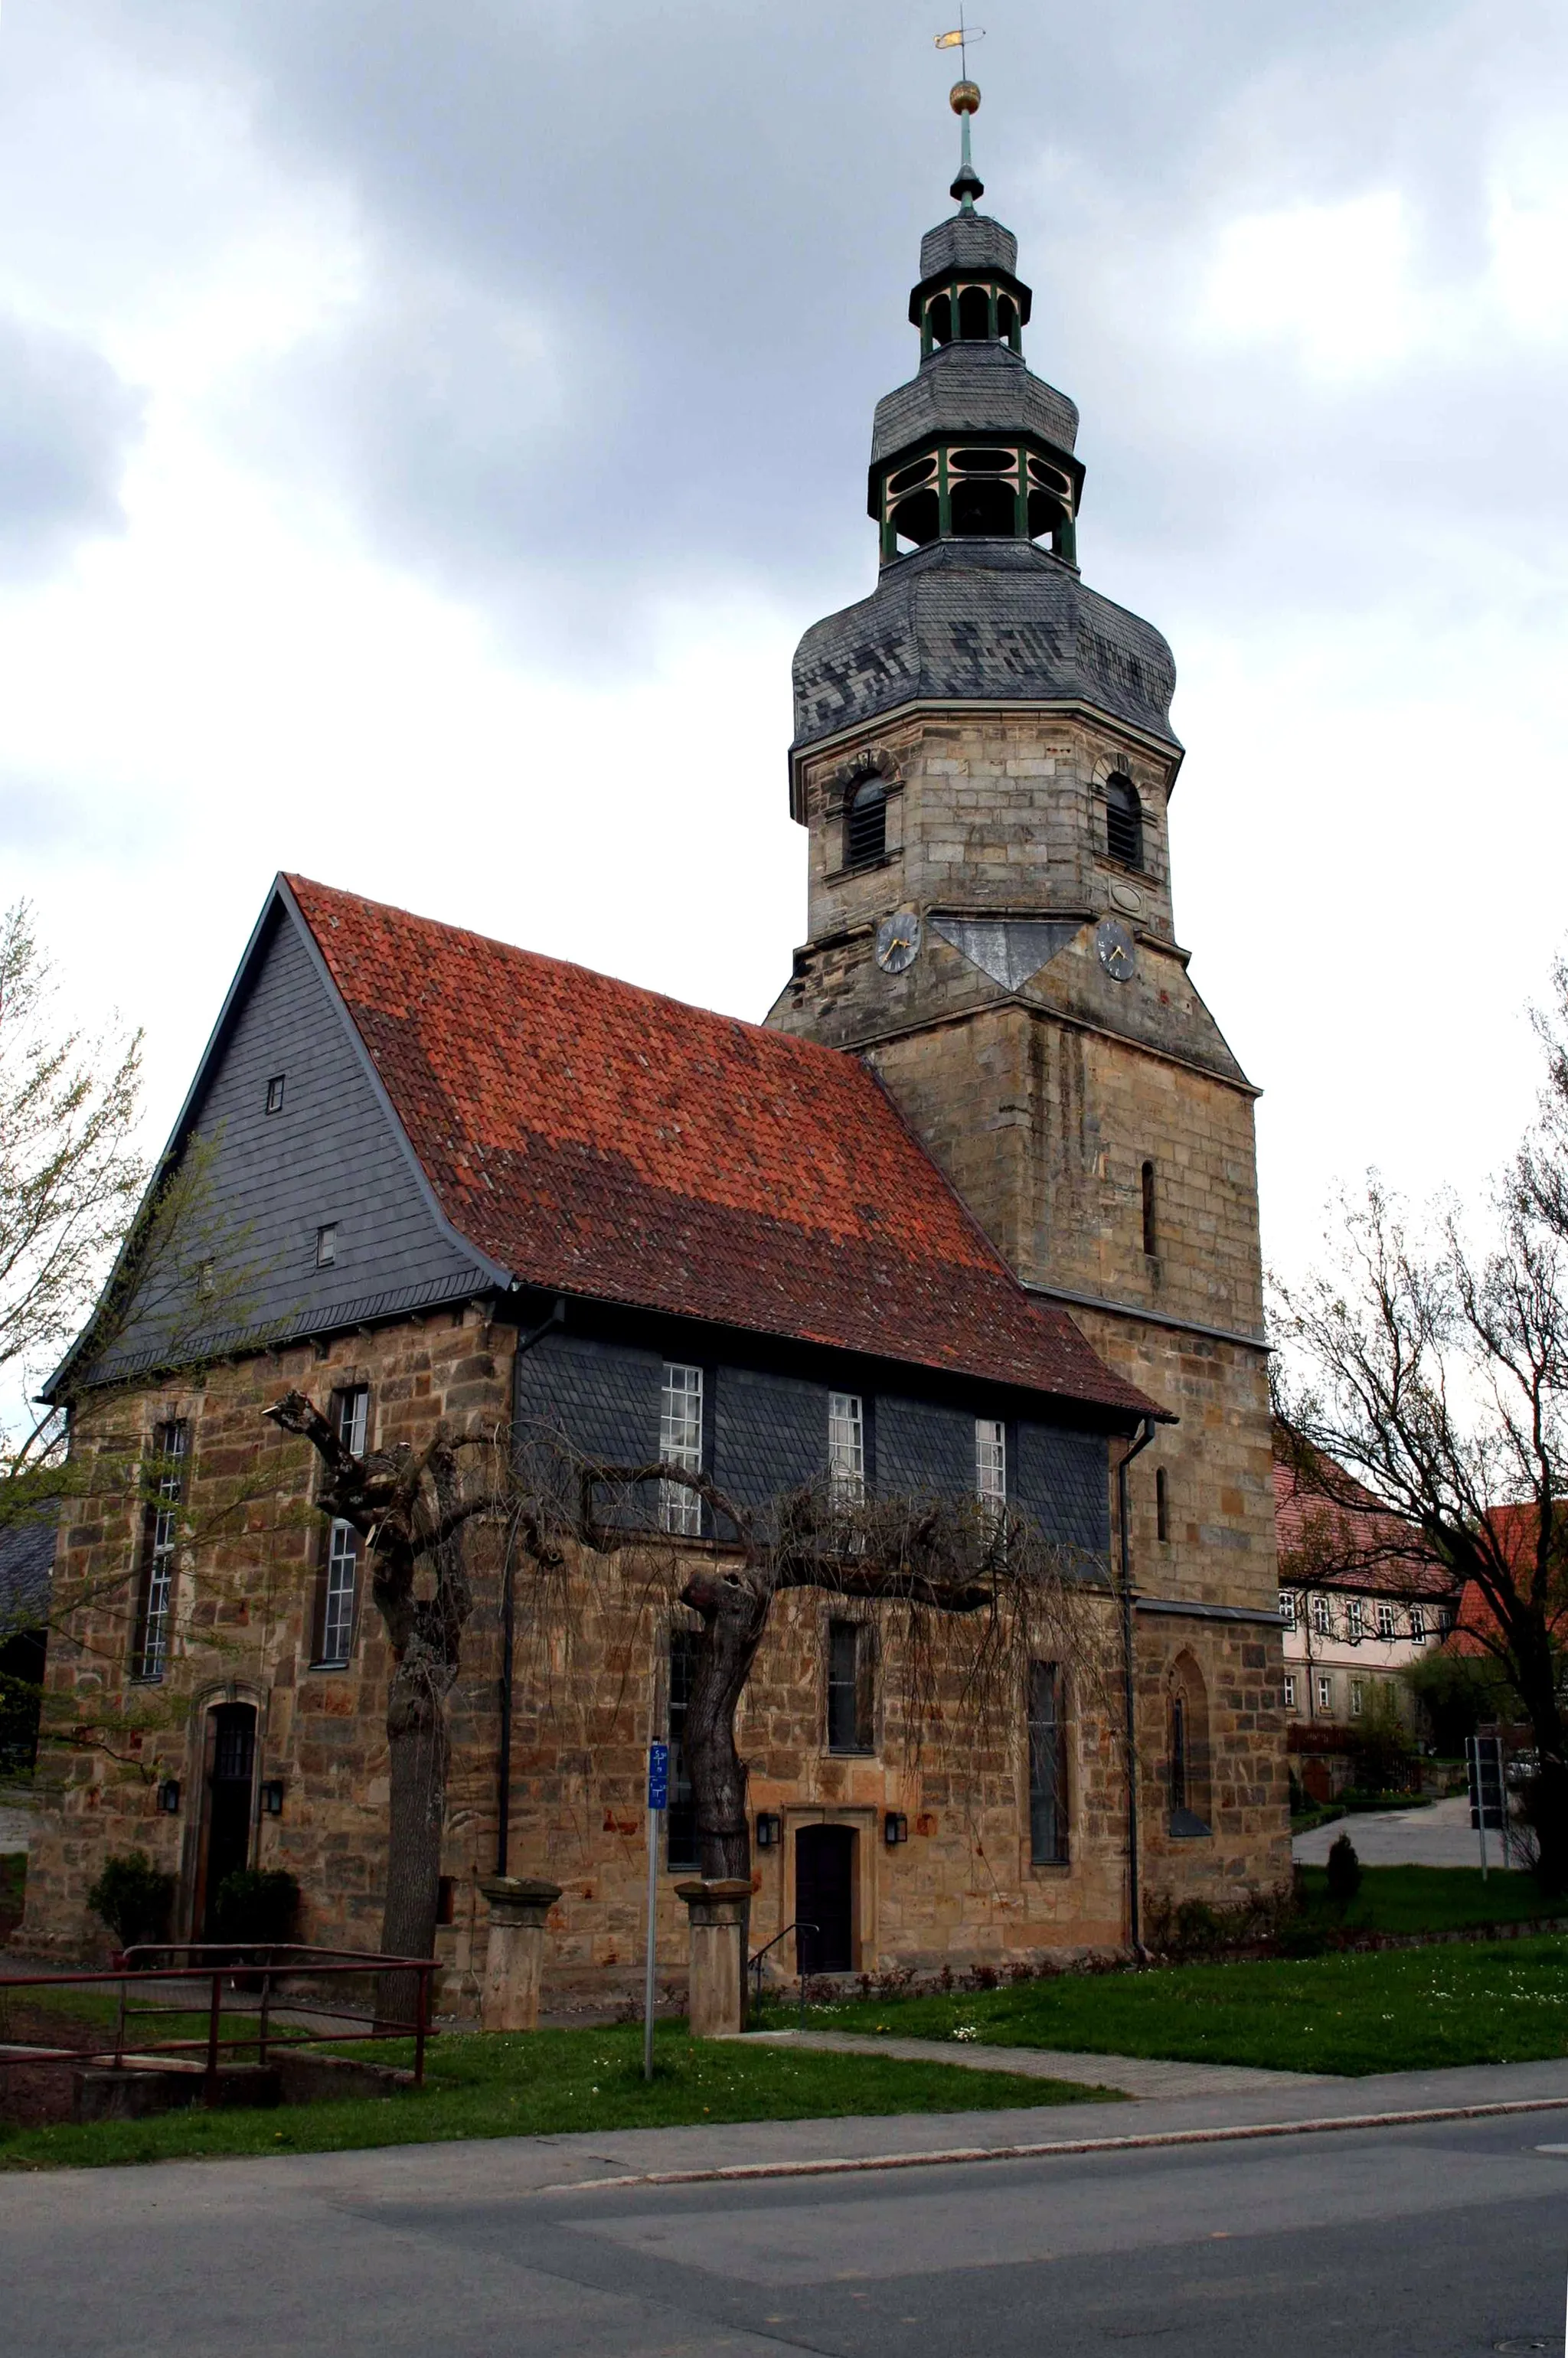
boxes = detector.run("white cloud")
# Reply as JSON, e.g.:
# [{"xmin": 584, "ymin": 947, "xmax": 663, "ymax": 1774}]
[{"xmin": 1200, "ymin": 193, "xmax": 1419, "ymax": 380}]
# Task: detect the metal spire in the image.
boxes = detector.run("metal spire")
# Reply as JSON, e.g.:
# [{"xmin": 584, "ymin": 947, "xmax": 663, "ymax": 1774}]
[{"xmin": 935, "ymin": 18, "xmax": 985, "ymax": 210}]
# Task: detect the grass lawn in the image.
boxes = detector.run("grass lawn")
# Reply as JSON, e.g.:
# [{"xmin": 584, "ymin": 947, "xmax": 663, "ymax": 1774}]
[
  {"xmin": 799, "ymin": 1937, "xmax": 1568, "ymax": 2076},
  {"xmin": 0, "ymin": 2015, "xmax": 1112, "ymax": 2173},
  {"xmin": 1296, "ymin": 1864, "xmax": 1566, "ymax": 1936}
]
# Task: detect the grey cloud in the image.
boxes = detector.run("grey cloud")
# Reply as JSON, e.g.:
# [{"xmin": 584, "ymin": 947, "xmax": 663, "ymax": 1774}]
[
  {"xmin": 68, "ymin": 0, "xmax": 1568, "ymax": 661},
  {"xmin": 0, "ymin": 313, "xmax": 144, "ymax": 580}
]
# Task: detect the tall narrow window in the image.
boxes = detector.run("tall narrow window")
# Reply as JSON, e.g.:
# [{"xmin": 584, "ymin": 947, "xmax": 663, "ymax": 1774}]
[
  {"xmin": 1376, "ymin": 1600, "xmax": 1396, "ymax": 1640},
  {"xmin": 1348, "ymin": 1678, "xmax": 1364, "ymax": 1717},
  {"xmin": 1155, "ymin": 1466, "xmax": 1170, "ymax": 1543},
  {"xmin": 1170, "ymin": 1694, "xmax": 1188, "ymax": 1817},
  {"xmin": 1311, "ymin": 1592, "xmax": 1331, "ymax": 1637},
  {"xmin": 1142, "ymin": 1161, "xmax": 1158, "ymax": 1258},
  {"xmin": 1409, "ymin": 1602, "xmax": 1426, "ymax": 1640},
  {"xmin": 844, "ymin": 776, "xmax": 887, "ymax": 870},
  {"xmin": 265, "ymin": 1074, "xmax": 286, "ymax": 1115},
  {"xmin": 134, "ymin": 1421, "xmax": 188, "ymax": 1680},
  {"xmin": 975, "ymin": 1418, "xmax": 1006, "ymax": 1520},
  {"xmin": 1279, "ymin": 1588, "xmax": 1298, "ymax": 1631},
  {"xmin": 1316, "ymin": 1673, "xmax": 1333, "ymax": 1713},
  {"xmin": 828, "ymin": 1392, "xmax": 865, "ymax": 1504},
  {"xmin": 827, "ymin": 1619, "xmax": 874, "ymax": 1752},
  {"xmin": 315, "ymin": 1223, "xmax": 338, "ymax": 1269},
  {"xmin": 1105, "ymin": 773, "xmax": 1144, "ymax": 870},
  {"xmin": 1168, "ymin": 1653, "xmax": 1211, "ymax": 1836},
  {"xmin": 1282, "ymin": 1673, "xmax": 1297, "ymax": 1711},
  {"xmin": 666, "ymin": 1625, "xmax": 701, "ymax": 1871},
  {"xmin": 1027, "ymin": 1661, "xmax": 1069, "ymax": 1865},
  {"xmin": 1347, "ymin": 1597, "xmax": 1365, "ymax": 1641},
  {"xmin": 659, "ymin": 1363, "xmax": 704, "ymax": 1536},
  {"xmin": 317, "ymin": 1386, "xmax": 369, "ymax": 1667}
]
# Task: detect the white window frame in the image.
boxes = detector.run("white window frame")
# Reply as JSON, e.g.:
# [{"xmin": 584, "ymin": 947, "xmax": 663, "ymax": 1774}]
[
  {"xmin": 659, "ymin": 1364, "xmax": 704, "ymax": 1537},
  {"xmin": 1311, "ymin": 1593, "xmax": 1331, "ymax": 1637},
  {"xmin": 1347, "ymin": 1597, "xmax": 1366, "ymax": 1641},
  {"xmin": 1376, "ymin": 1600, "xmax": 1396, "ymax": 1641},
  {"xmin": 1282, "ymin": 1672, "xmax": 1297, "ymax": 1711},
  {"xmin": 1279, "ymin": 1590, "xmax": 1298, "ymax": 1631},
  {"xmin": 136, "ymin": 1421, "xmax": 188, "ymax": 1680},
  {"xmin": 1316, "ymin": 1674, "xmax": 1333, "ymax": 1713},
  {"xmin": 975, "ymin": 1418, "xmax": 1006, "ymax": 1520},
  {"xmin": 828, "ymin": 1392, "xmax": 865, "ymax": 1504},
  {"xmin": 317, "ymin": 1387, "xmax": 369, "ymax": 1667},
  {"xmin": 1409, "ymin": 1602, "xmax": 1426, "ymax": 1639},
  {"xmin": 315, "ymin": 1222, "xmax": 338, "ymax": 1268},
  {"xmin": 1349, "ymin": 1677, "xmax": 1364, "ymax": 1717}
]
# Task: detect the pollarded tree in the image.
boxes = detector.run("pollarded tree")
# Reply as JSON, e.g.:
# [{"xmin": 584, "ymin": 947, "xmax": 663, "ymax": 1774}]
[{"xmin": 266, "ymin": 1390, "xmax": 1108, "ymax": 1966}]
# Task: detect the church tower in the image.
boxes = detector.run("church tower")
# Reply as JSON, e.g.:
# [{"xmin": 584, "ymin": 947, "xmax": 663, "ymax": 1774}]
[{"xmin": 768, "ymin": 87, "xmax": 1280, "ymax": 1741}]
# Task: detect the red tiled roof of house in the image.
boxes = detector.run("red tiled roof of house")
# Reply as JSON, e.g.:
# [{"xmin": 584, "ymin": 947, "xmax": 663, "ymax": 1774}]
[
  {"xmin": 1447, "ymin": 1504, "xmax": 1568, "ymax": 1654},
  {"xmin": 1272, "ymin": 1448, "xmax": 1453, "ymax": 1599},
  {"xmin": 285, "ymin": 877, "xmax": 1158, "ymax": 1420}
]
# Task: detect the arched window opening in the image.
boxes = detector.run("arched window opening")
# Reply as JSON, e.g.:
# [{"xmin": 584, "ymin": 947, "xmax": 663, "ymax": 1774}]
[
  {"xmin": 927, "ymin": 292, "xmax": 953, "ymax": 347},
  {"xmin": 958, "ymin": 283, "xmax": 991, "ymax": 339},
  {"xmin": 1105, "ymin": 772, "xmax": 1144, "ymax": 870},
  {"xmin": 950, "ymin": 477, "xmax": 1014, "ymax": 536},
  {"xmin": 1142, "ymin": 1160, "xmax": 1158, "ymax": 1258},
  {"xmin": 844, "ymin": 776, "xmax": 887, "ymax": 870},
  {"xmin": 1027, "ymin": 488, "xmax": 1063, "ymax": 542},
  {"xmin": 1155, "ymin": 1465, "xmax": 1170, "ymax": 1543},
  {"xmin": 997, "ymin": 292, "xmax": 1018, "ymax": 345},
  {"xmin": 1168, "ymin": 1652, "xmax": 1212, "ymax": 1837},
  {"xmin": 887, "ymin": 456, "xmax": 940, "ymax": 553}
]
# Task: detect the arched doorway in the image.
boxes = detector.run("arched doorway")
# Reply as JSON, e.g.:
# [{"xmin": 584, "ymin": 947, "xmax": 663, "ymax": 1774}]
[
  {"xmin": 795, "ymin": 1824, "xmax": 855, "ymax": 1973},
  {"xmin": 200, "ymin": 1701, "xmax": 256, "ymax": 1937}
]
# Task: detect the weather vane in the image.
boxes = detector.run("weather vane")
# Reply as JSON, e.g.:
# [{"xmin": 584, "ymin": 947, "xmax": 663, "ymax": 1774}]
[
  {"xmin": 933, "ymin": 13, "xmax": 985, "ymax": 79},
  {"xmin": 935, "ymin": 14, "xmax": 985, "ymax": 211}
]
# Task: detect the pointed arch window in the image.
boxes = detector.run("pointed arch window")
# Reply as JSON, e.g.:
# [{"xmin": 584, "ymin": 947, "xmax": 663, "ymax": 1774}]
[
  {"xmin": 1105, "ymin": 773, "xmax": 1144, "ymax": 871},
  {"xmin": 844, "ymin": 776, "xmax": 887, "ymax": 871}
]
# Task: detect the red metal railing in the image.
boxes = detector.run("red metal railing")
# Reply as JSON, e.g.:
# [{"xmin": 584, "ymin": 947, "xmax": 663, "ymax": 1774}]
[{"xmin": 0, "ymin": 1944, "xmax": 436, "ymax": 2104}]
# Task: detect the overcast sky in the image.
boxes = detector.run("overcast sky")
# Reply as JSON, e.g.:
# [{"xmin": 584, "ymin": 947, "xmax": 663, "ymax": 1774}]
[{"xmin": 4, "ymin": 0, "xmax": 1566, "ymax": 1324}]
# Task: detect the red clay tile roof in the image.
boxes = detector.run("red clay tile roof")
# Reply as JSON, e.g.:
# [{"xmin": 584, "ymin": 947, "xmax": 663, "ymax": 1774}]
[
  {"xmin": 1272, "ymin": 1450, "xmax": 1453, "ymax": 1599},
  {"xmin": 286, "ymin": 876, "xmax": 1158, "ymax": 1421}
]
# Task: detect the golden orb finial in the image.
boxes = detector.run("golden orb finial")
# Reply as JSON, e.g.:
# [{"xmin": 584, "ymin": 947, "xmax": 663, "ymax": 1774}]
[{"xmin": 949, "ymin": 79, "xmax": 981, "ymax": 116}]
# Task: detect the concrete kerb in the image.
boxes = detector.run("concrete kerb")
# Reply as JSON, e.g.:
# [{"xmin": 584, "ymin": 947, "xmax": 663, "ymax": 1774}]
[{"xmin": 537, "ymin": 2092, "xmax": 1568, "ymax": 2196}]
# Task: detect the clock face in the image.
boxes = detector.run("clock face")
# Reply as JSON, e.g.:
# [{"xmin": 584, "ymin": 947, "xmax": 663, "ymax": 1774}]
[
  {"xmin": 874, "ymin": 910, "xmax": 922, "ymax": 975},
  {"xmin": 1096, "ymin": 917, "xmax": 1136, "ymax": 982}
]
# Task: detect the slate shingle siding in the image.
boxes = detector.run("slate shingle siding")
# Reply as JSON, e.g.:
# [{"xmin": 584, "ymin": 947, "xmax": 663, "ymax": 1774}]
[
  {"xmin": 711, "ymin": 1365, "xmax": 831, "ymax": 1510},
  {"xmin": 93, "ymin": 910, "xmax": 488, "ymax": 1381},
  {"xmin": 1017, "ymin": 1423, "xmax": 1109, "ymax": 1557},
  {"xmin": 877, "ymin": 1394, "xmax": 974, "ymax": 1499},
  {"xmin": 513, "ymin": 1331, "xmax": 662, "ymax": 1468}
]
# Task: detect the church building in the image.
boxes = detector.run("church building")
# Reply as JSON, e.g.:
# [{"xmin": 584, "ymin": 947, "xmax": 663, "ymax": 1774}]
[{"xmin": 19, "ymin": 96, "xmax": 1288, "ymax": 1997}]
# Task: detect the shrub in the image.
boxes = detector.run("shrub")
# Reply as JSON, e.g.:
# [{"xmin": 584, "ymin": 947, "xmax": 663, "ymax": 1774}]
[
  {"xmin": 209, "ymin": 1866, "xmax": 301, "ymax": 1947},
  {"xmin": 1325, "ymin": 1831, "xmax": 1362, "ymax": 1909},
  {"xmin": 86, "ymin": 1850, "xmax": 175, "ymax": 1949}
]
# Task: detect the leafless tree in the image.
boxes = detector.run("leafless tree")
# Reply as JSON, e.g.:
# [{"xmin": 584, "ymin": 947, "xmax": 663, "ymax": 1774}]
[
  {"xmin": 1274, "ymin": 973, "xmax": 1568, "ymax": 1886},
  {"xmin": 266, "ymin": 1392, "xmax": 1109, "ymax": 1968}
]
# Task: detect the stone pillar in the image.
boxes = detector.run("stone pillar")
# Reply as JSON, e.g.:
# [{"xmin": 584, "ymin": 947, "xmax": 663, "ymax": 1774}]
[
  {"xmin": 675, "ymin": 1878, "xmax": 753, "ymax": 2039},
  {"xmin": 476, "ymin": 1877, "xmax": 561, "ymax": 2033}
]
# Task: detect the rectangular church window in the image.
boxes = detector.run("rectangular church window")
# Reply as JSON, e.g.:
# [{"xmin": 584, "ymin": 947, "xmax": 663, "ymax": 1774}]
[
  {"xmin": 666, "ymin": 1625, "xmax": 701, "ymax": 1871},
  {"xmin": 827, "ymin": 1619, "xmax": 874, "ymax": 1752},
  {"xmin": 133, "ymin": 1420, "xmax": 188, "ymax": 1682},
  {"xmin": 659, "ymin": 1364, "xmax": 704, "ymax": 1536},
  {"xmin": 315, "ymin": 1387, "xmax": 369, "ymax": 1667},
  {"xmin": 975, "ymin": 1418, "xmax": 1006, "ymax": 1520},
  {"xmin": 1027, "ymin": 1662, "xmax": 1069, "ymax": 1865}
]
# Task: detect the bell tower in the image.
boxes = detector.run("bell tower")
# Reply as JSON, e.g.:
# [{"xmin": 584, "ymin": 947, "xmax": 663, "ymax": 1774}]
[{"xmin": 766, "ymin": 85, "xmax": 1279, "ymax": 1661}]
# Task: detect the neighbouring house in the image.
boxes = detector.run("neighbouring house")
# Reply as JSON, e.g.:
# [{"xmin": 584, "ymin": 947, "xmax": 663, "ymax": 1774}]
[
  {"xmin": 1273, "ymin": 1440, "xmax": 1459, "ymax": 1795},
  {"xmin": 0, "ymin": 1502, "xmax": 51, "ymax": 1782},
  {"xmin": 18, "ymin": 139, "xmax": 1290, "ymax": 2000}
]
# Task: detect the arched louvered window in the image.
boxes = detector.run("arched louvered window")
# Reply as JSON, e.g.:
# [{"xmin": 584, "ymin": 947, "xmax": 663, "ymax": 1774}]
[
  {"xmin": 844, "ymin": 776, "xmax": 887, "ymax": 870},
  {"xmin": 1105, "ymin": 773, "xmax": 1144, "ymax": 870}
]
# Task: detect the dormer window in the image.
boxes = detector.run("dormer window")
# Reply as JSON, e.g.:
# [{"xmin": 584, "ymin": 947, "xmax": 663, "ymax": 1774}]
[
  {"xmin": 844, "ymin": 777, "xmax": 887, "ymax": 870},
  {"xmin": 1106, "ymin": 774, "xmax": 1144, "ymax": 870}
]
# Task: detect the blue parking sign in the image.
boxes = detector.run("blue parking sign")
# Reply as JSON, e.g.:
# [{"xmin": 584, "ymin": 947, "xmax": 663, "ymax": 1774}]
[{"xmin": 647, "ymin": 1742, "xmax": 669, "ymax": 1811}]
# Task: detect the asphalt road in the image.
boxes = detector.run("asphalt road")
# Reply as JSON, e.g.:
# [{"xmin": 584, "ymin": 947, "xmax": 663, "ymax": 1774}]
[{"xmin": 4, "ymin": 2113, "xmax": 1566, "ymax": 2356}]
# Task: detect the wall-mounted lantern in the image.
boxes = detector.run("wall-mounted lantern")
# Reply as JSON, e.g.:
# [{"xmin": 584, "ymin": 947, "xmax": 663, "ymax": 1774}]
[
  {"xmin": 755, "ymin": 1811, "xmax": 782, "ymax": 1850},
  {"xmin": 260, "ymin": 1778, "xmax": 286, "ymax": 1817},
  {"xmin": 884, "ymin": 1811, "xmax": 909, "ymax": 1847},
  {"xmin": 156, "ymin": 1778, "xmax": 181, "ymax": 1814}
]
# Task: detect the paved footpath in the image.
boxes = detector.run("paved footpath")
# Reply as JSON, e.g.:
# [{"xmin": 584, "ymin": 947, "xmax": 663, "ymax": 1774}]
[
  {"xmin": 1292, "ymin": 1793, "xmax": 1530, "ymax": 1869},
  {"xmin": 743, "ymin": 2027, "xmax": 1324, "ymax": 2099}
]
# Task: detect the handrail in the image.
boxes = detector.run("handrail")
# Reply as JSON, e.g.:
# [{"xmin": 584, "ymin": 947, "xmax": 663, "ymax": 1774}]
[
  {"xmin": 0, "ymin": 1946, "xmax": 436, "ymax": 2098},
  {"xmin": 748, "ymin": 1920, "xmax": 819, "ymax": 2030}
]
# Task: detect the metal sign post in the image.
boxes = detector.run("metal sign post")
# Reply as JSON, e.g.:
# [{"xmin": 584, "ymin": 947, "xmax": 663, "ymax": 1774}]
[
  {"xmin": 1465, "ymin": 1735, "xmax": 1506, "ymax": 1881},
  {"xmin": 643, "ymin": 1737, "xmax": 669, "ymax": 2082}
]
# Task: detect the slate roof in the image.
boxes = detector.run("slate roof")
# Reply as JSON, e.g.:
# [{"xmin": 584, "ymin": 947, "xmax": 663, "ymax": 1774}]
[
  {"xmin": 792, "ymin": 537, "xmax": 1180, "ymax": 754},
  {"xmin": 871, "ymin": 342, "xmax": 1076, "ymax": 468},
  {"xmin": 285, "ymin": 877, "xmax": 1160, "ymax": 1423},
  {"xmin": 919, "ymin": 211, "xmax": 1020, "ymax": 281},
  {"xmin": 0, "ymin": 1507, "xmax": 54, "ymax": 1631}
]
